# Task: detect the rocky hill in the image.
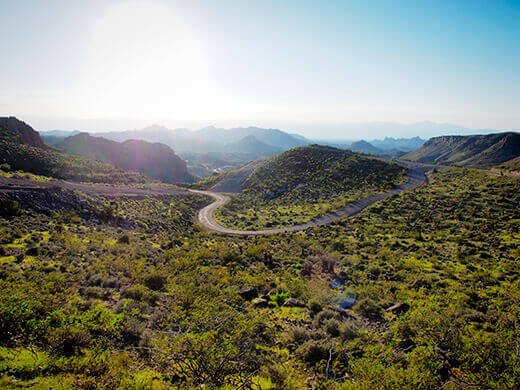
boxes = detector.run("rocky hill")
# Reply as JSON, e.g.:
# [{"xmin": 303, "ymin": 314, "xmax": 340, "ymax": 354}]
[
  {"xmin": 0, "ymin": 116, "xmax": 46, "ymax": 148},
  {"xmin": 241, "ymin": 145, "xmax": 405, "ymax": 199},
  {"xmin": 0, "ymin": 117, "xmax": 143, "ymax": 183},
  {"xmin": 210, "ymin": 145, "xmax": 407, "ymax": 230},
  {"xmin": 58, "ymin": 133, "xmax": 193, "ymax": 183},
  {"xmin": 403, "ymin": 132, "xmax": 520, "ymax": 167}
]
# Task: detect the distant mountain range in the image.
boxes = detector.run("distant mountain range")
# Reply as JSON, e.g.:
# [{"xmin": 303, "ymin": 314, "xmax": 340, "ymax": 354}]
[
  {"xmin": 349, "ymin": 140, "xmax": 382, "ymax": 154},
  {"xmin": 58, "ymin": 133, "xmax": 192, "ymax": 183},
  {"xmin": 42, "ymin": 125, "xmax": 309, "ymax": 155},
  {"xmin": 40, "ymin": 126, "xmax": 432, "ymax": 176},
  {"xmin": 370, "ymin": 136, "xmax": 425, "ymax": 152},
  {"xmin": 403, "ymin": 132, "xmax": 520, "ymax": 167},
  {"xmin": 42, "ymin": 125, "xmax": 308, "ymax": 177},
  {"xmin": 39, "ymin": 122, "xmax": 520, "ymax": 177},
  {"xmin": 224, "ymin": 134, "xmax": 283, "ymax": 156},
  {"xmin": 317, "ymin": 137, "xmax": 426, "ymax": 156}
]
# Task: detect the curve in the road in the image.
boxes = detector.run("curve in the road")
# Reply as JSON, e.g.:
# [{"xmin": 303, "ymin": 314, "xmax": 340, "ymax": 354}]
[{"xmin": 191, "ymin": 160, "xmax": 435, "ymax": 236}]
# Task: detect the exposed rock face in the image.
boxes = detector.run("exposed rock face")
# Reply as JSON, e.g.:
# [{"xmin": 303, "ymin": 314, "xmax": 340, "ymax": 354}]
[
  {"xmin": 282, "ymin": 298, "xmax": 304, "ymax": 307},
  {"xmin": 239, "ymin": 286, "xmax": 258, "ymax": 301},
  {"xmin": 58, "ymin": 133, "xmax": 193, "ymax": 183},
  {"xmin": 403, "ymin": 132, "xmax": 520, "ymax": 167},
  {"xmin": 0, "ymin": 117, "xmax": 46, "ymax": 148},
  {"xmin": 252, "ymin": 298, "xmax": 269, "ymax": 308}
]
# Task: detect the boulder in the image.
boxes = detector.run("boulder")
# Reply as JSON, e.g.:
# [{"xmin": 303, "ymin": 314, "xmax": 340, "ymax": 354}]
[
  {"xmin": 386, "ymin": 302, "xmax": 410, "ymax": 315},
  {"xmin": 239, "ymin": 286, "xmax": 258, "ymax": 301},
  {"xmin": 252, "ymin": 298, "xmax": 269, "ymax": 308},
  {"xmin": 282, "ymin": 298, "xmax": 304, "ymax": 307}
]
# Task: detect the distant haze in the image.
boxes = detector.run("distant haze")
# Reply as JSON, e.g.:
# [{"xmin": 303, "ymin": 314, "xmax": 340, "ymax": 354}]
[
  {"xmin": 32, "ymin": 118, "xmax": 517, "ymax": 141},
  {"xmin": 1, "ymin": 1, "xmax": 519, "ymax": 138}
]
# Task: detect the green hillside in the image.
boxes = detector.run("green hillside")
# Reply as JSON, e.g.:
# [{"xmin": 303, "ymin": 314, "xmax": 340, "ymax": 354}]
[
  {"xmin": 500, "ymin": 156, "xmax": 520, "ymax": 171},
  {"xmin": 1, "ymin": 166, "xmax": 519, "ymax": 388},
  {"xmin": 213, "ymin": 145, "xmax": 406, "ymax": 229},
  {"xmin": 0, "ymin": 118, "xmax": 144, "ymax": 184}
]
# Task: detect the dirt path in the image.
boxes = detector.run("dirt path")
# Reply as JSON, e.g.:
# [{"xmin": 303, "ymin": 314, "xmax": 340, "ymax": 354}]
[
  {"xmin": 0, "ymin": 176, "xmax": 189, "ymax": 197},
  {"xmin": 209, "ymin": 159, "xmax": 267, "ymax": 193},
  {"xmin": 191, "ymin": 160, "xmax": 435, "ymax": 235}
]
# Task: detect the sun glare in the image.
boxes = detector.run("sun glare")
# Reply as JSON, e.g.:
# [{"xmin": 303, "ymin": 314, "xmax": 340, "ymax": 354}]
[{"xmin": 81, "ymin": 1, "xmax": 211, "ymax": 119}]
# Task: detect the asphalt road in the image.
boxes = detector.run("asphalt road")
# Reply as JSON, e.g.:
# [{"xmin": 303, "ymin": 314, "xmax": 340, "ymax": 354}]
[{"xmin": 190, "ymin": 160, "xmax": 436, "ymax": 236}]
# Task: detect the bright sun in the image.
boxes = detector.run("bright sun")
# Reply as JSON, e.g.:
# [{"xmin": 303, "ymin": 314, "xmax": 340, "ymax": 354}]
[{"xmin": 81, "ymin": 1, "xmax": 211, "ymax": 119}]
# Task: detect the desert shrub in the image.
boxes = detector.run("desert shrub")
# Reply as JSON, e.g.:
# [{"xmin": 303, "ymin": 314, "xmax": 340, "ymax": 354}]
[
  {"xmin": 323, "ymin": 318, "xmax": 341, "ymax": 337},
  {"xmin": 121, "ymin": 285, "xmax": 148, "ymax": 301},
  {"xmin": 158, "ymin": 311, "xmax": 264, "ymax": 388},
  {"xmin": 143, "ymin": 273, "xmax": 167, "ymax": 291},
  {"xmin": 0, "ymin": 199, "xmax": 22, "ymax": 218},
  {"xmin": 354, "ymin": 298, "xmax": 383, "ymax": 319},
  {"xmin": 331, "ymin": 240, "xmax": 345, "ymax": 251},
  {"xmin": 121, "ymin": 318, "xmax": 146, "ymax": 345},
  {"xmin": 339, "ymin": 320, "xmax": 360, "ymax": 340},
  {"xmin": 263, "ymin": 363, "xmax": 288, "ymax": 389},
  {"xmin": 25, "ymin": 246, "xmax": 39, "ymax": 256},
  {"xmin": 47, "ymin": 326, "xmax": 91, "ymax": 356},
  {"xmin": 83, "ymin": 287, "xmax": 107, "ymax": 300},
  {"xmin": 120, "ymin": 285, "xmax": 159, "ymax": 305},
  {"xmin": 101, "ymin": 277, "xmax": 120, "ymax": 289},
  {"xmin": 117, "ymin": 234, "xmax": 130, "ymax": 244},
  {"xmin": 300, "ymin": 339, "xmax": 332, "ymax": 365},
  {"xmin": 308, "ymin": 299, "xmax": 322, "ymax": 314},
  {"xmin": 366, "ymin": 264, "xmax": 382, "ymax": 280},
  {"xmin": 313, "ymin": 309, "xmax": 341, "ymax": 328},
  {"xmin": 288, "ymin": 326, "xmax": 312, "ymax": 344}
]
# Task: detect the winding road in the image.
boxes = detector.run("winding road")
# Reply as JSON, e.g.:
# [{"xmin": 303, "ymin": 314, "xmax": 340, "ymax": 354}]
[{"xmin": 190, "ymin": 160, "xmax": 438, "ymax": 236}]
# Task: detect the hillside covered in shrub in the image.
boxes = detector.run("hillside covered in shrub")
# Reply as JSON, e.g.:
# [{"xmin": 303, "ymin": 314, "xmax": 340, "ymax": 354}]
[
  {"xmin": 214, "ymin": 145, "xmax": 406, "ymax": 229},
  {"xmin": 58, "ymin": 133, "xmax": 193, "ymax": 183},
  {"xmin": 0, "ymin": 117, "xmax": 145, "ymax": 183},
  {"xmin": 0, "ymin": 167, "xmax": 519, "ymax": 388}
]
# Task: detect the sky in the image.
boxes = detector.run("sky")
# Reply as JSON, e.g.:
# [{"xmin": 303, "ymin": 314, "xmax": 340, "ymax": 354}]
[{"xmin": 0, "ymin": 0, "xmax": 519, "ymax": 139}]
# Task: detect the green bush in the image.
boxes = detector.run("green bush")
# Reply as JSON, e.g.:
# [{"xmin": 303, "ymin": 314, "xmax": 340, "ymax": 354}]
[
  {"xmin": 143, "ymin": 273, "xmax": 167, "ymax": 291},
  {"xmin": 269, "ymin": 292, "xmax": 288, "ymax": 306},
  {"xmin": 300, "ymin": 339, "xmax": 332, "ymax": 365},
  {"xmin": 0, "ymin": 199, "xmax": 22, "ymax": 218},
  {"xmin": 354, "ymin": 298, "xmax": 383, "ymax": 319},
  {"xmin": 339, "ymin": 320, "xmax": 360, "ymax": 340},
  {"xmin": 288, "ymin": 326, "xmax": 312, "ymax": 344},
  {"xmin": 323, "ymin": 318, "xmax": 341, "ymax": 337},
  {"xmin": 312, "ymin": 309, "xmax": 341, "ymax": 328},
  {"xmin": 47, "ymin": 326, "xmax": 91, "ymax": 356}
]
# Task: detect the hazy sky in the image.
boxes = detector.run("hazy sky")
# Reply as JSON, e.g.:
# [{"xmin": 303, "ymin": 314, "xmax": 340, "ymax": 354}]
[{"xmin": 1, "ymin": 0, "xmax": 519, "ymax": 138}]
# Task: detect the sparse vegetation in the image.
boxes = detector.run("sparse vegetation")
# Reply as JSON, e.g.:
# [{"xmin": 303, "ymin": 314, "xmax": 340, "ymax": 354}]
[
  {"xmin": 213, "ymin": 145, "xmax": 406, "ymax": 229},
  {"xmin": 1, "ymin": 147, "xmax": 519, "ymax": 388}
]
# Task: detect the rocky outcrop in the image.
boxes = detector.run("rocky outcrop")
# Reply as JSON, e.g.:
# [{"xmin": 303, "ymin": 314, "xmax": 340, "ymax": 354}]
[{"xmin": 403, "ymin": 132, "xmax": 520, "ymax": 167}]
